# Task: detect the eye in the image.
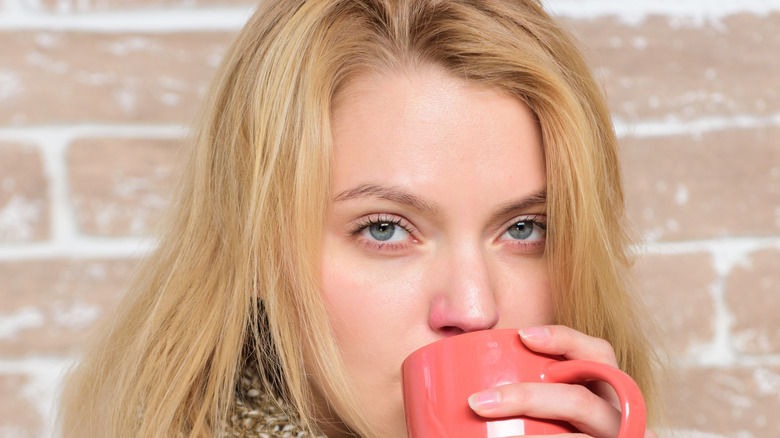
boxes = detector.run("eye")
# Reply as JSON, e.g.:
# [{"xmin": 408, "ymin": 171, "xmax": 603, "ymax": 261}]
[
  {"xmin": 500, "ymin": 216, "xmax": 546, "ymax": 242},
  {"xmin": 351, "ymin": 214, "xmax": 416, "ymax": 248},
  {"xmin": 362, "ymin": 221, "xmax": 410, "ymax": 242}
]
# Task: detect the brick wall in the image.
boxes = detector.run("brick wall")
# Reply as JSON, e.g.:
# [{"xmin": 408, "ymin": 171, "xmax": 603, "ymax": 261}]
[{"xmin": 1, "ymin": 1, "xmax": 778, "ymax": 437}]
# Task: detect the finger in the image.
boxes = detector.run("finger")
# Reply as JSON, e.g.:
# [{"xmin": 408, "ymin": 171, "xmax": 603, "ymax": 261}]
[
  {"xmin": 469, "ymin": 382, "xmax": 621, "ymax": 438},
  {"xmin": 517, "ymin": 326, "xmax": 621, "ymax": 408},
  {"xmin": 584, "ymin": 381, "xmax": 621, "ymax": 411},
  {"xmin": 505, "ymin": 435, "xmax": 591, "ymax": 438},
  {"xmin": 518, "ymin": 325, "xmax": 619, "ymax": 367}
]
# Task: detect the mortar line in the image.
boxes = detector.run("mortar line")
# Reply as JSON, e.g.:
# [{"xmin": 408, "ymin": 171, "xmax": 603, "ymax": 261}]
[
  {"xmin": 0, "ymin": 124, "xmax": 189, "ymax": 142},
  {"xmin": 636, "ymin": 237, "xmax": 780, "ymax": 256},
  {"xmin": 1, "ymin": 1, "xmax": 780, "ymax": 31},
  {"xmin": 0, "ymin": 357, "xmax": 69, "ymax": 375},
  {"xmin": 0, "ymin": 237, "xmax": 155, "ymax": 260},
  {"xmin": 673, "ymin": 353, "xmax": 780, "ymax": 369},
  {"xmin": 614, "ymin": 113, "xmax": 780, "ymax": 138},
  {"xmin": 686, "ymin": 267, "xmax": 737, "ymax": 367},
  {"xmin": 36, "ymin": 136, "xmax": 78, "ymax": 245}
]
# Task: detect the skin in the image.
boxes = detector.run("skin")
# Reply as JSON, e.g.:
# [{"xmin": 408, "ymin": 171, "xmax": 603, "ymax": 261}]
[{"xmin": 317, "ymin": 65, "xmax": 655, "ymax": 438}]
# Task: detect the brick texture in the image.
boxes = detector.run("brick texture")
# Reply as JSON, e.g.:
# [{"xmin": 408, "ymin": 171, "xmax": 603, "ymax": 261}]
[
  {"xmin": 621, "ymin": 127, "xmax": 780, "ymax": 241},
  {"xmin": 727, "ymin": 248, "xmax": 780, "ymax": 355},
  {"xmin": 567, "ymin": 13, "xmax": 780, "ymax": 121},
  {"xmin": 69, "ymin": 137, "xmax": 185, "ymax": 236},
  {"xmin": 0, "ymin": 143, "xmax": 48, "ymax": 242},
  {"xmin": 634, "ymin": 253, "xmax": 716, "ymax": 355},
  {"xmin": 0, "ymin": 258, "xmax": 138, "ymax": 357},
  {"xmin": 0, "ymin": 31, "xmax": 232, "ymax": 125},
  {"xmin": 0, "ymin": 375, "xmax": 44, "ymax": 438},
  {"xmin": 667, "ymin": 365, "xmax": 780, "ymax": 436},
  {"xmin": 0, "ymin": 3, "xmax": 778, "ymax": 438}
]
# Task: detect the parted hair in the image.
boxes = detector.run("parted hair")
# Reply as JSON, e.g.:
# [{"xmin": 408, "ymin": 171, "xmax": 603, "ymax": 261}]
[{"xmin": 58, "ymin": 1, "xmax": 663, "ymax": 436}]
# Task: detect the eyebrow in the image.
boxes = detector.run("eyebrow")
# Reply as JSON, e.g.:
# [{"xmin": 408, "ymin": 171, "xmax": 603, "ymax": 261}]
[
  {"xmin": 333, "ymin": 184, "xmax": 547, "ymax": 220},
  {"xmin": 491, "ymin": 188, "xmax": 547, "ymax": 222},
  {"xmin": 333, "ymin": 184, "xmax": 444, "ymax": 215}
]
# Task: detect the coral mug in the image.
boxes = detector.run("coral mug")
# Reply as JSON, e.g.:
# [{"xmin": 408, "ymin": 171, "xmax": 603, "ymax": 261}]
[{"xmin": 401, "ymin": 329, "xmax": 646, "ymax": 437}]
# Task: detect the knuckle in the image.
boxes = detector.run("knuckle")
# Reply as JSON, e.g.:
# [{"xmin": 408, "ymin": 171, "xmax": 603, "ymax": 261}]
[
  {"xmin": 504, "ymin": 382, "xmax": 528, "ymax": 406},
  {"xmin": 568, "ymin": 384, "xmax": 597, "ymax": 410},
  {"xmin": 548, "ymin": 324, "xmax": 567, "ymax": 334},
  {"xmin": 565, "ymin": 384, "xmax": 610, "ymax": 426},
  {"xmin": 591, "ymin": 337, "xmax": 617, "ymax": 363}
]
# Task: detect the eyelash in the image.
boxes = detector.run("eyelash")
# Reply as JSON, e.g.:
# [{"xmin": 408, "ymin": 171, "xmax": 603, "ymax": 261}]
[
  {"xmin": 349, "ymin": 214, "xmax": 417, "ymax": 251},
  {"xmin": 509, "ymin": 214, "xmax": 547, "ymax": 231}
]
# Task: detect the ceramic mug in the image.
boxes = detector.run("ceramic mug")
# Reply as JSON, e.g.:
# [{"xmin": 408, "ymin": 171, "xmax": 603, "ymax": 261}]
[{"xmin": 401, "ymin": 328, "xmax": 646, "ymax": 437}]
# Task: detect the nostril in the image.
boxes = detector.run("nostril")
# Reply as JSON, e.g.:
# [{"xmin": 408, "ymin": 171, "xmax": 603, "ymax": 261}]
[
  {"xmin": 428, "ymin": 291, "xmax": 499, "ymax": 336},
  {"xmin": 437, "ymin": 326, "xmax": 466, "ymax": 338}
]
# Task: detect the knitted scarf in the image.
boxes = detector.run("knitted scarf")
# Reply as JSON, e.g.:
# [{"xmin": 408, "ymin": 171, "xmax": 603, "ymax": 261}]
[{"xmin": 223, "ymin": 363, "xmax": 326, "ymax": 438}]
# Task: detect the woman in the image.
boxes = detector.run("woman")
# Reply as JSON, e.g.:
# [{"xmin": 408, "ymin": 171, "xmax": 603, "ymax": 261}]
[{"xmin": 59, "ymin": 0, "xmax": 664, "ymax": 437}]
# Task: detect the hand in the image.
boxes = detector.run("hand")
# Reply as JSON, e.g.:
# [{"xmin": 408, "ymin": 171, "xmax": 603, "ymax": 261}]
[{"xmin": 467, "ymin": 325, "xmax": 657, "ymax": 438}]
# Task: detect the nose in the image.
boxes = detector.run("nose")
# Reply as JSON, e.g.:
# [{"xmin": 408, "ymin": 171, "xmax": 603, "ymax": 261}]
[{"xmin": 427, "ymin": 243, "xmax": 500, "ymax": 337}]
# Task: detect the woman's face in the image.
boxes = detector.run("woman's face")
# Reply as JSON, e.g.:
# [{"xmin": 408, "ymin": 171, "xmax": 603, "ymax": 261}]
[{"xmin": 318, "ymin": 66, "xmax": 554, "ymax": 437}]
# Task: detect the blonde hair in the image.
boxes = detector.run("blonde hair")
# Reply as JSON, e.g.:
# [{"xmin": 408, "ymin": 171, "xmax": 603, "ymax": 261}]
[{"xmin": 59, "ymin": 0, "xmax": 663, "ymax": 436}]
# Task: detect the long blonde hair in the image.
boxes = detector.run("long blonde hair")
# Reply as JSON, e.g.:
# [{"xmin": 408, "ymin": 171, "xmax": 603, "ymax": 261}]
[{"xmin": 59, "ymin": 0, "xmax": 663, "ymax": 436}]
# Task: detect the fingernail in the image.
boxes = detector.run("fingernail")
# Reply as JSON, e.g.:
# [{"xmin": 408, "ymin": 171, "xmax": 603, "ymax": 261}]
[
  {"xmin": 519, "ymin": 326, "xmax": 550, "ymax": 341},
  {"xmin": 468, "ymin": 389, "xmax": 501, "ymax": 411}
]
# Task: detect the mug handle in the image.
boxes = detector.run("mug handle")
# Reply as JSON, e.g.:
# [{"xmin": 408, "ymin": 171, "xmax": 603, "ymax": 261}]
[{"xmin": 541, "ymin": 360, "xmax": 646, "ymax": 438}]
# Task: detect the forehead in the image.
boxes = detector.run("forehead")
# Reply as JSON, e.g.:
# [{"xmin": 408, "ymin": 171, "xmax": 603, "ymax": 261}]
[{"xmin": 329, "ymin": 67, "xmax": 545, "ymax": 207}]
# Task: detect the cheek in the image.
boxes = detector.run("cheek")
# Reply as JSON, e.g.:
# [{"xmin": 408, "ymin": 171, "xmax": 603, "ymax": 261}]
[
  {"xmin": 319, "ymin": 249, "xmax": 429, "ymax": 340},
  {"xmin": 496, "ymin": 258, "xmax": 555, "ymax": 326},
  {"xmin": 317, "ymin": 249, "xmax": 429, "ymax": 433}
]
